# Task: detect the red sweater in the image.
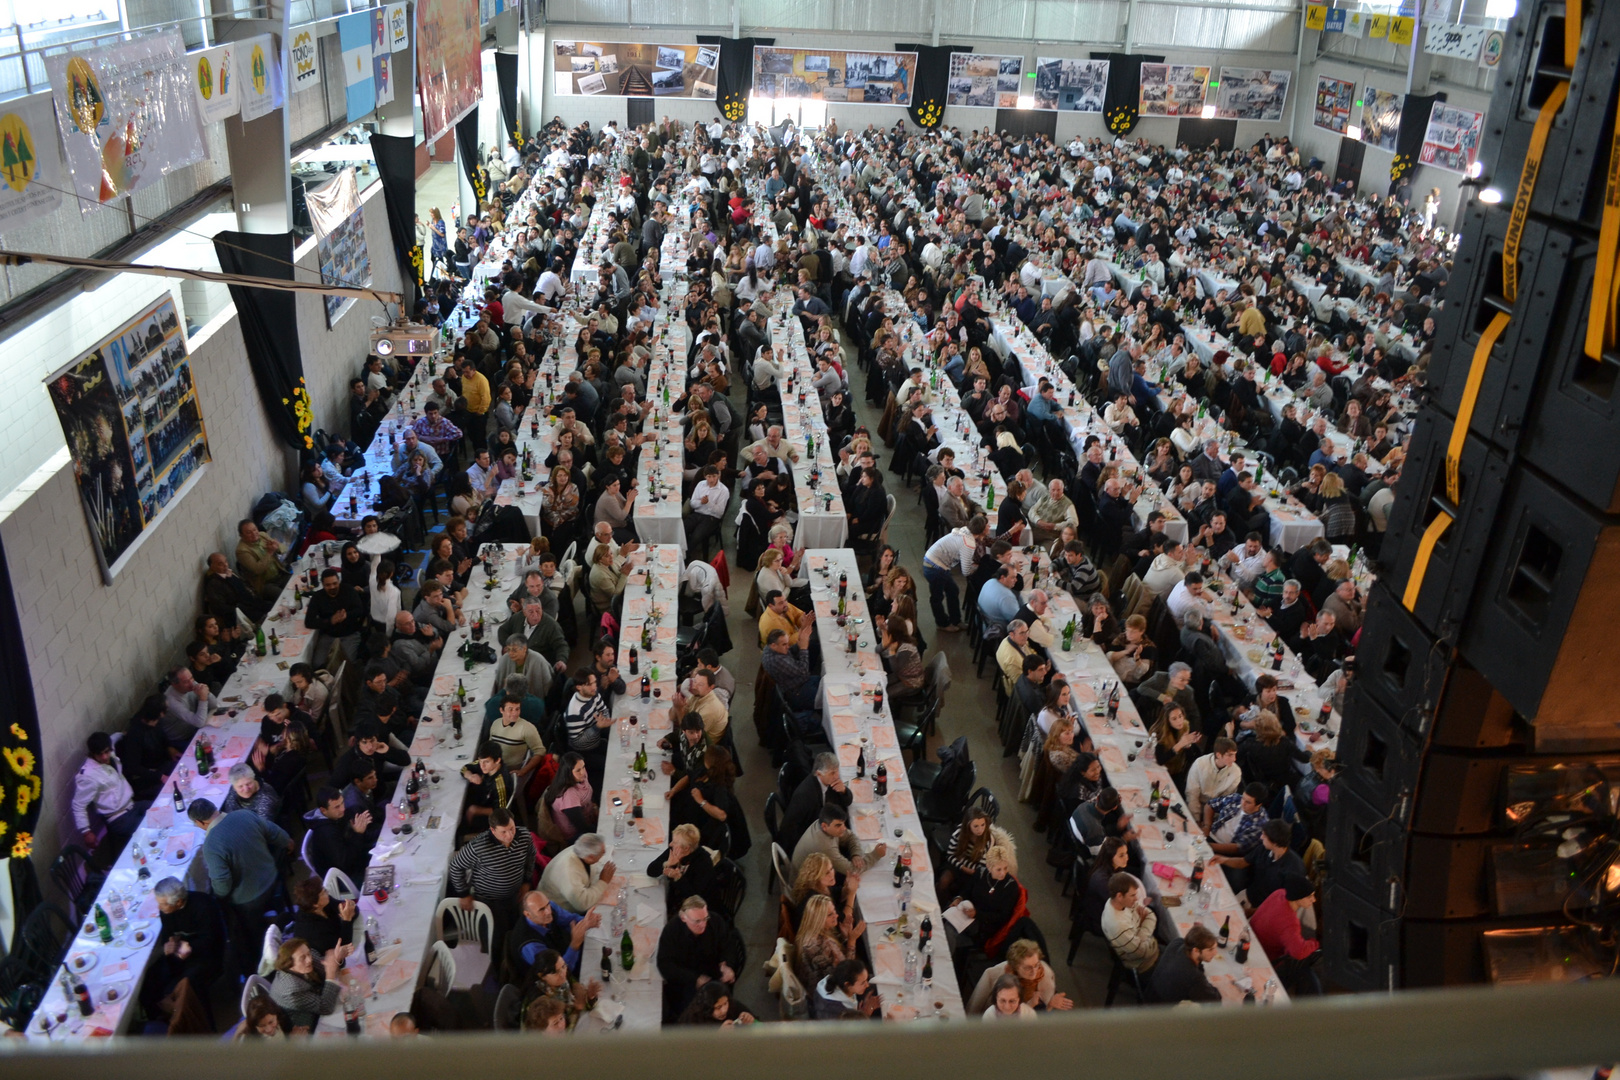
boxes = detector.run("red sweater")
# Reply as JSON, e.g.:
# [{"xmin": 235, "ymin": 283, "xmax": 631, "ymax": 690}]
[{"xmin": 1250, "ymin": 890, "xmax": 1319, "ymax": 962}]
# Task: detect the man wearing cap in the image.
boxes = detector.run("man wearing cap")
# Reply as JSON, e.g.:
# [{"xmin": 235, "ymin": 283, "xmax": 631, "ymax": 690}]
[{"xmin": 1249, "ymin": 875, "xmax": 1321, "ymax": 995}]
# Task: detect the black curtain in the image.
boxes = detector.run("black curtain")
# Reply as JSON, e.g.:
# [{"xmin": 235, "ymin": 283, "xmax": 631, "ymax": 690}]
[
  {"xmin": 1177, "ymin": 117, "xmax": 1238, "ymax": 150},
  {"xmin": 703, "ymin": 36, "xmax": 768, "ymax": 123},
  {"xmin": 1093, "ymin": 51, "xmax": 1162, "ymax": 137},
  {"xmin": 456, "ymin": 106, "xmax": 487, "ymax": 209},
  {"xmin": 369, "ymin": 132, "xmax": 421, "ymax": 299},
  {"xmin": 1391, "ymin": 91, "xmax": 1443, "ymax": 194},
  {"xmin": 212, "ymin": 231, "xmax": 313, "ymax": 451},
  {"xmin": 494, "ymin": 52, "xmax": 520, "ymax": 145},
  {"xmin": 897, "ymin": 43, "xmax": 964, "ymax": 130},
  {"xmin": 0, "ymin": 530, "xmax": 43, "ymax": 880}
]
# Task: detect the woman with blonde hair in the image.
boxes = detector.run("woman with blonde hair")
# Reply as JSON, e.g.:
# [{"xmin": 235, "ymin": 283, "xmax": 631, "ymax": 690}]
[
  {"xmin": 1238, "ymin": 708, "xmax": 1310, "ymax": 797},
  {"xmin": 588, "ymin": 540, "xmax": 628, "ymax": 611},
  {"xmin": 787, "ymin": 851, "xmax": 857, "ymax": 935},
  {"xmin": 1043, "ymin": 713, "xmax": 1080, "ymax": 774},
  {"xmin": 793, "ymin": 892, "xmax": 862, "ymax": 990},
  {"xmin": 541, "ymin": 465, "xmax": 582, "ymax": 556}
]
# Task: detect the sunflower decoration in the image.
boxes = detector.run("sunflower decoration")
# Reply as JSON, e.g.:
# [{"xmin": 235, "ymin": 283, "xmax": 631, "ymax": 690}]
[
  {"xmin": 1107, "ymin": 104, "xmax": 1138, "ymax": 136},
  {"xmin": 721, "ymin": 93, "xmax": 747, "ymax": 122},
  {"xmin": 914, "ymin": 98, "xmax": 943, "ymax": 129},
  {"xmin": 0, "ymin": 695, "xmax": 39, "ymax": 859},
  {"xmin": 1389, "ymin": 152, "xmax": 1413, "ymax": 181},
  {"xmin": 11, "ymin": 832, "xmax": 31, "ymax": 859},
  {"xmin": 285, "ymin": 378, "xmax": 316, "ymax": 450}
]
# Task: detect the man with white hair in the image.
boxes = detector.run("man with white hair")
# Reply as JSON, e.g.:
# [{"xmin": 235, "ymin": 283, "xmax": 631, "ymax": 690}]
[
  {"xmin": 539, "ymin": 832, "xmax": 618, "ymax": 914},
  {"xmin": 1029, "ymin": 478, "xmax": 1079, "ymax": 544}
]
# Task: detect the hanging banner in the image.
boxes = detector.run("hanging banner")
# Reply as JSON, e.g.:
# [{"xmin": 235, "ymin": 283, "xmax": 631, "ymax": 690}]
[
  {"xmin": 374, "ymin": 51, "xmax": 396, "ymax": 107},
  {"xmin": 193, "ymin": 43, "xmax": 239, "ymax": 123},
  {"xmin": 46, "ymin": 31, "xmax": 207, "ymax": 211},
  {"xmin": 389, "ymin": 3, "xmax": 410, "ymax": 51},
  {"xmin": 1312, "ymin": 74, "xmax": 1355, "ymax": 135},
  {"xmin": 289, "ymin": 25, "xmax": 320, "ymax": 90},
  {"xmin": 1421, "ymin": 0, "xmax": 1452, "ymax": 21},
  {"xmin": 1344, "ymin": 11, "xmax": 1367, "ymax": 37},
  {"xmin": 1419, "ymin": 100, "xmax": 1485, "ymax": 174},
  {"xmin": 338, "ymin": 12, "xmax": 376, "ymax": 120},
  {"xmin": 1369, "ymin": 14, "xmax": 1390, "ymax": 38},
  {"xmin": 555, "ymin": 41, "xmax": 719, "ymax": 98},
  {"xmin": 1323, "ymin": 8, "xmax": 1346, "ymax": 32},
  {"xmin": 1214, "ymin": 67, "xmax": 1290, "ymax": 121},
  {"xmin": 1479, "ymin": 29, "xmax": 1506, "ymax": 69},
  {"xmin": 309, "ymin": 169, "xmax": 373, "ymax": 328},
  {"xmin": 418, "ymin": 0, "xmax": 481, "ymax": 143},
  {"xmin": 1424, "ymin": 22, "xmax": 1489, "ymax": 60},
  {"xmin": 945, "ymin": 53, "xmax": 1023, "ymax": 109},
  {"xmin": 751, "ymin": 47, "xmax": 915, "ymax": 104},
  {"xmin": 372, "ymin": 7, "xmax": 389, "ymax": 56},
  {"xmin": 1389, "ymin": 16, "xmax": 1415, "ymax": 45},
  {"xmin": 1361, "ymin": 85, "xmax": 1403, "ymax": 151},
  {"xmin": 1138, "ymin": 63, "xmax": 1209, "ymax": 117},
  {"xmin": 1305, "ymin": 5, "xmax": 1327, "ymax": 31},
  {"xmin": 1032, "ymin": 57, "xmax": 1109, "ymax": 112},
  {"xmin": 46, "ymin": 293, "xmax": 212, "ymax": 581},
  {"xmin": 238, "ymin": 34, "xmax": 283, "ymax": 121},
  {"xmin": 0, "ymin": 95, "xmax": 65, "ymax": 226}
]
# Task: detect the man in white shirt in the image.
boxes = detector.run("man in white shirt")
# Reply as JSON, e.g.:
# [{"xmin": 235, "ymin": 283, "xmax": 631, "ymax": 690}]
[
  {"xmin": 466, "ymin": 448, "xmax": 496, "ymax": 496},
  {"xmin": 538, "ymin": 833, "xmax": 617, "ymax": 914},
  {"xmin": 1166, "ymin": 572, "xmax": 1212, "ymax": 624},
  {"xmin": 684, "ymin": 465, "xmax": 730, "ymax": 560},
  {"xmin": 502, "ymin": 279, "xmax": 553, "ymax": 330},
  {"xmin": 74, "ymin": 732, "xmax": 144, "ymax": 858},
  {"xmin": 1184, "ymin": 738, "xmax": 1241, "ymax": 828},
  {"xmin": 536, "ymin": 260, "xmax": 566, "ymax": 305},
  {"xmin": 1222, "ymin": 533, "xmax": 1268, "ymax": 591}
]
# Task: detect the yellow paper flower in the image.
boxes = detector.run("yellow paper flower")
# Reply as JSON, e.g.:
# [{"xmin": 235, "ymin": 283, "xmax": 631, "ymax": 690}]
[
  {"xmin": 10, "ymin": 832, "xmax": 31, "ymax": 858},
  {"xmin": 0, "ymin": 821, "xmax": 9, "ymax": 839},
  {"xmin": 16, "ymin": 783, "xmax": 33, "ymax": 816},
  {"xmin": 9, "ymin": 723, "xmax": 24, "ymax": 740},
  {"xmin": 3, "ymin": 746, "xmax": 33, "ymax": 777}
]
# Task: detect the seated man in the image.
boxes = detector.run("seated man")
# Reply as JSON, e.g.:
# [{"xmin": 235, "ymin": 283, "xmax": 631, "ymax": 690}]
[
  {"xmin": 670, "ymin": 667, "xmax": 729, "ymax": 746},
  {"xmin": 757, "ymin": 589, "xmax": 806, "ymax": 646},
  {"xmin": 142, "ymin": 876, "xmax": 226, "ymax": 1020},
  {"xmin": 505, "ymin": 889, "xmax": 600, "ymax": 983},
  {"xmin": 538, "ymin": 832, "xmax": 617, "ymax": 914},
  {"xmin": 760, "ymin": 625, "xmax": 820, "ymax": 720},
  {"xmin": 1099, "ymin": 871, "xmax": 1159, "ymax": 973},
  {"xmin": 303, "ymin": 785, "xmax": 373, "ymax": 887},
  {"xmin": 792, "ymin": 804, "xmax": 887, "ymax": 878},
  {"xmin": 657, "ymin": 896, "xmax": 746, "ymax": 1021},
  {"xmin": 461, "ymin": 741, "xmax": 518, "ymax": 829},
  {"xmin": 234, "ymin": 518, "xmax": 290, "ymax": 600},
  {"xmin": 73, "ymin": 732, "xmax": 147, "ymax": 865},
  {"xmin": 481, "ymin": 691, "xmax": 547, "ymax": 783},
  {"xmin": 977, "ymin": 562, "xmax": 1022, "ymax": 631}
]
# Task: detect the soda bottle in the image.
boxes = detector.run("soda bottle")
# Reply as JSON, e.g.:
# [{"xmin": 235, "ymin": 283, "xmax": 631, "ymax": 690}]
[
  {"xmin": 73, "ymin": 978, "xmax": 94, "ymax": 1017},
  {"xmin": 640, "ymin": 675, "xmax": 651, "ymax": 701},
  {"xmin": 874, "ymin": 762, "xmax": 888, "ymax": 796},
  {"xmin": 628, "ymin": 646, "xmax": 639, "ymax": 675},
  {"xmin": 1235, "ymin": 932, "xmax": 1251, "ymax": 963},
  {"xmin": 838, "ymin": 572, "xmax": 848, "ymax": 599},
  {"xmin": 1189, "ymin": 858, "xmax": 1205, "ymax": 892}
]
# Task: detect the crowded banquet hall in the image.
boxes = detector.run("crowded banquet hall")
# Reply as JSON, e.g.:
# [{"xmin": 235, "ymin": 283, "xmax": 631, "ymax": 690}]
[{"xmin": 1, "ymin": 0, "xmax": 1618, "ymax": 1070}]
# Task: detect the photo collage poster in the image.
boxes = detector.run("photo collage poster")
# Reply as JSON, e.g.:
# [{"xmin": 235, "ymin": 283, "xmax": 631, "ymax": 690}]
[
  {"xmin": 553, "ymin": 41, "xmax": 718, "ymax": 98},
  {"xmin": 945, "ymin": 53, "xmax": 1024, "ymax": 109},
  {"xmin": 1360, "ymin": 86, "xmax": 1403, "ymax": 151},
  {"xmin": 1032, "ymin": 57, "xmax": 1109, "ymax": 113},
  {"xmin": 1419, "ymin": 101, "xmax": 1486, "ymax": 174},
  {"xmin": 751, "ymin": 47, "xmax": 916, "ymax": 105},
  {"xmin": 1312, "ymin": 74, "xmax": 1355, "ymax": 135},
  {"xmin": 46, "ymin": 294, "xmax": 211, "ymax": 578},
  {"xmin": 1214, "ymin": 67, "xmax": 1290, "ymax": 122},
  {"xmin": 1138, "ymin": 63, "xmax": 1210, "ymax": 117}
]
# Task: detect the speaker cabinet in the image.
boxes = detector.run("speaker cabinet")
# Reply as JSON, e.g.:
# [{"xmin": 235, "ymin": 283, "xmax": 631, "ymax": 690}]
[
  {"xmin": 1459, "ymin": 465, "xmax": 1620, "ymax": 736},
  {"xmin": 1320, "ymin": 885, "xmax": 1401, "ymax": 993},
  {"xmin": 1348, "ymin": 583, "xmax": 1454, "ymax": 738}
]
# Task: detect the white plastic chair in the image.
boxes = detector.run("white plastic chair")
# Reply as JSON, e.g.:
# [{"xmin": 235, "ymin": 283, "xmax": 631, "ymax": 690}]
[
  {"xmin": 432, "ymin": 896, "xmax": 495, "ymax": 952},
  {"xmin": 258, "ymin": 924, "xmax": 283, "ymax": 977},
  {"xmin": 299, "ymin": 830, "xmax": 317, "ymax": 877},
  {"xmin": 770, "ymin": 843, "xmax": 793, "ymax": 895},
  {"xmin": 427, "ymin": 940, "xmax": 457, "ymax": 994},
  {"xmin": 323, "ymin": 866, "xmax": 360, "ymax": 902},
  {"xmin": 240, "ymin": 973, "xmax": 273, "ymax": 1017}
]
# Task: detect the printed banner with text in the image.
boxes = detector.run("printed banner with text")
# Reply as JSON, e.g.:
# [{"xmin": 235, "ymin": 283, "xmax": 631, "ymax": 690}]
[
  {"xmin": 192, "ymin": 43, "xmax": 240, "ymax": 124},
  {"xmin": 1419, "ymin": 100, "xmax": 1485, "ymax": 174},
  {"xmin": 0, "ymin": 94, "xmax": 64, "ymax": 226},
  {"xmin": 46, "ymin": 30, "xmax": 207, "ymax": 211}
]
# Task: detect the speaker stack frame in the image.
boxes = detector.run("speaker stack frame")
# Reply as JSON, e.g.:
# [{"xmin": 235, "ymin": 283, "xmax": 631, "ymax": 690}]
[{"xmin": 1324, "ymin": 0, "xmax": 1620, "ymax": 992}]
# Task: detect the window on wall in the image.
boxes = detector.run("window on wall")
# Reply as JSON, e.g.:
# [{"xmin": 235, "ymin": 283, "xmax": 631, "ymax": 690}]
[
  {"xmin": 747, "ymin": 94, "xmax": 828, "ymax": 129},
  {"xmin": 1484, "ymin": 0, "xmax": 1517, "ymax": 16}
]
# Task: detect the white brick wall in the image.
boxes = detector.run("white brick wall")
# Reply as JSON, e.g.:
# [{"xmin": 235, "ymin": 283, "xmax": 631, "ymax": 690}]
[{"xmin": 0, "ymin": 181, "xmax": 404, "ymax": 879}]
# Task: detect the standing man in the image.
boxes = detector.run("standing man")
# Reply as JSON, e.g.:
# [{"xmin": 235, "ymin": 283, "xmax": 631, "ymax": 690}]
[{"xmin": 190, "ymin": 797, "xmax": 292, "ymax": 976}]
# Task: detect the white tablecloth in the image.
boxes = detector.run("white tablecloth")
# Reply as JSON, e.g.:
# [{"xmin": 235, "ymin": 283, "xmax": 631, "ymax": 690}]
[
  {"xmin": 806, "ymin": 549, "xmax": 967, "ymax": 1020},
  {"xmin": 766, "ymin": 311, "xmax": 849, "ymax": 551}
]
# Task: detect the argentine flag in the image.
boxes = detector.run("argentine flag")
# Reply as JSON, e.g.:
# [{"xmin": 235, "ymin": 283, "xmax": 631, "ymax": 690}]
[{"xmin": 338, "ymin": 13, "xmax": 375, "ymax": 121}]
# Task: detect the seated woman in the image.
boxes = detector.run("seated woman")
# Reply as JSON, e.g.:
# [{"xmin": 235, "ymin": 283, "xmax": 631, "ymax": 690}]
[
  {"xmin": 269, "ymin": 937, "xmax": 351, "ymax": 1034},
  {"xmin": 673, "ymin": 745, "xmax": 747, "ymax": 859},
  {"xmin": 676, "ymin": 981, "xmax": 756, "ymax": 1027},
  {"xmin": 786, "ymin": 852, "xmax": 858, "ymax": 939},
  {"xmin": 540, "ymin": 752, "xmax": 596, "ymax": 848},
  {"xmin": 938, "ymin": 806, "xmax": 1015, "ymax": 904},
  {"xmin": 863, "ymin": 546, "xmax": 900, "ymax": 604},
  {"xmin": 289, "ymin": 877, "xmax": 357, "ymax": 960},
  {"xmin": 1105, "ymin": 614, "xmax": 1158, "ymax": 688},
  {"xmin": 753, "ymin": 547, "xmax": 806, "ymax": 613},
  {"xmin": 792, "ymin": 892, "xmax": 863, "ymax": 992},
  {"xmin": 965, "ymin": 938, "xmax": 1074, "ymax": 1013},
  {"xmin": 587, "ymin": 541, "xmax": 629, "ymax": 613},
  {"xmin": 949, "ymin": 845, "xmax": 1032, "ymax": 964},
  {"xmin": 648, "ymin": 823, "xmax": 719, "ymax": 915},
  {"xmin": 982, "ymin": 972, "xmax": 1037, "ymax": 1020},
  {"xmin": 234, "ymin": 996, "xmax": 291, "ymax": 1040},
  {"xmin": 1150, "ymin": 703, "xmax": 1203, "ymax": 793},
  {"xmin": 540, "ymin": 466, "xmax": 583, "ymax": 559},
  {"xmin": 880, "ymin": 619, "xmax": 926, "ymax": 708},
  {"xmin": 809, "ymin": 958, "xmax": 882, "ymax": 1020}
]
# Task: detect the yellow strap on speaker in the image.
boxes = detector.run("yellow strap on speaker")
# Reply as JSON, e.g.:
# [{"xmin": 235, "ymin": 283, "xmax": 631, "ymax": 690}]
[
  {"xmin": 1585, "ymin": 98, "xmax": 1620, "ymax": 359},
  {"xmin": 1402, "ymin": 7, "xmax": 1579, "ymax": 615},
  {"xmin": 1402, "ymin": 512, "xmax": 1456, "ymax": 610}
]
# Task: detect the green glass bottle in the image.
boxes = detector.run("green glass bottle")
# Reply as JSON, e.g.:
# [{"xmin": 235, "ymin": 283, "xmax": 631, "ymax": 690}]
[{"xmin": 620, "ymin": 928, "xmax": 635, "ymax": 971}]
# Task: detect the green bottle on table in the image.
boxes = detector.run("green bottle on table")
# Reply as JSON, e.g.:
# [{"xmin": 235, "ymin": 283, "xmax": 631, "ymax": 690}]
[
  {"xmin": 255, "ymin": 623, "xmax": 267, "ymax": 657},
  {"xmin": 1061, "ymin": 616, "xmax": 1076, "ymax": 652},
  {"xmin": 620, "ymin": 929, "xmax": 635, "ymax": 971}
]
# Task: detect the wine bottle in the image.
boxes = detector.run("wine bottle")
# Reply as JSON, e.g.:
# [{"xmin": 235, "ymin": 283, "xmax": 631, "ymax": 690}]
[
  {"xmin": 1218, "ymin": 915, "xmax": 1231, "ymax": 947},
  {"xmin": 631, "ymin": 778, "xmax": 644, "ymax": 819},
  {"xmin": 855, "ymin": 744, "xmax": 866, "ymax": 779},
  {"xmin": 602, "ymin": 946, "xmax": 614, "ymax": 983},
  {"xmin": 172, "ymin": 784, "xmax": 186, "ymax": 813}
]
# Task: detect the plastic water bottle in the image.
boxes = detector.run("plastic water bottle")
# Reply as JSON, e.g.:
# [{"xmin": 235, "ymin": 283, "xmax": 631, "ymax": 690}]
[
  {"xmin": 611, "ymin": 899, "xmax": 626, "ymax": 935},
  {"xmin": 904, "ymin": 946, "xmax": 919, "ymax": 985}
]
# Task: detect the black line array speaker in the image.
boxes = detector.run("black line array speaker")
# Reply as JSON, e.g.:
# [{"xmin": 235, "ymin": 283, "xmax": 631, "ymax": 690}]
[{"xmin": 1325, "ymin": 0, "xmax": 1620, "ymax": 991}]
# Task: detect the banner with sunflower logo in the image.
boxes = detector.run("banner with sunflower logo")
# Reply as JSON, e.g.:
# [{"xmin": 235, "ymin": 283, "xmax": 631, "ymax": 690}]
[
  {"xmin": 1093, "ymin": 51, "xmax": 1162, "ymax": 136},
  {"xmin": 0, "ymin": 520, "xmax": 46, "ymax": 863},
  {"xmin": 902, "ymin": 44, "xmax": 960, "ymax": 130},
  {"xmin": 212, "ymin": 230, "xmax": 313, "ymax": 452}
]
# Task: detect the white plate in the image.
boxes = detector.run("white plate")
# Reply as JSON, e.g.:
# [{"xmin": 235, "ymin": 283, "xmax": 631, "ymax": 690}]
[
  {"xmin": 124, "ymin": 921, "xmax": 154, "ymax": 947},
  {"xmin": 68, "ymin": 951, "xmax": 97, "ymax": 974}
]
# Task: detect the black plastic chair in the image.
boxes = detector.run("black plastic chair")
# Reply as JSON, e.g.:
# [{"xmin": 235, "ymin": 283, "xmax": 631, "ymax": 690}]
[
  {"xmin": 763, "ymin": 792, "xmax": 784, "ymax": 852},
  {"xmin": 49, "ymin": 845, "xmax": 101, "ymax": 925},
  {"xmin": 713, "ymin": 857, "xmax": 748, "ymax": 921}
]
